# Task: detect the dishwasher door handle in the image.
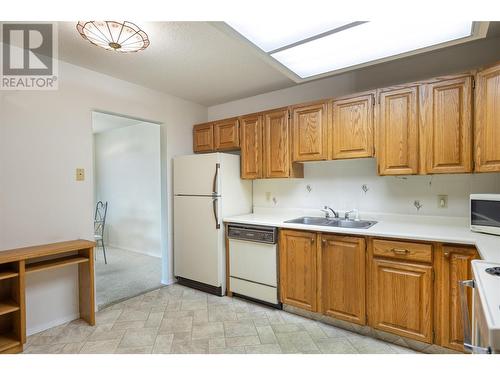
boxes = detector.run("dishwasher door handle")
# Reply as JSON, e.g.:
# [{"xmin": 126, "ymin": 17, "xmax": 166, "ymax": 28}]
[{"xmin": 459, "ymin": 279, "xmax": 491, "ymax": 354}]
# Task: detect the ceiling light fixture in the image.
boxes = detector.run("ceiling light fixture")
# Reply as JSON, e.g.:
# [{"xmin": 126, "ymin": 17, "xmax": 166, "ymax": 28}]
[
  {"xmin": 76, "ymin": 21, "xmax": 150, "ymax": 52},
  {"xmin": 271, "ymin": 21, "xmax": 474, "ymax": 78},
  {"xmin": 226, "ymin": 20, "xmax": 356, "ymax": 52},
  {"xmin": 224, "ymin": 21, "xmax": 488, "ymax": 81}
]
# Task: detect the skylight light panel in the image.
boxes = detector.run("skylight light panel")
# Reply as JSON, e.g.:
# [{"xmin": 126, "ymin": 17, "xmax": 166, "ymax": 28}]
[
  {"xmin": 270, "ymin": 21, "xmax": 474, "ymax": 78},
  {"xmin": 226, "ymin": 20, "xmax": 354, "ymax": 52}
]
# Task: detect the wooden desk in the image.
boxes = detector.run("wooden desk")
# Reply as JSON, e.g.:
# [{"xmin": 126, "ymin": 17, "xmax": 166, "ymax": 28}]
[{"xmin": 0, "ymin": 240, "xmax": 96, "ymax": 354}]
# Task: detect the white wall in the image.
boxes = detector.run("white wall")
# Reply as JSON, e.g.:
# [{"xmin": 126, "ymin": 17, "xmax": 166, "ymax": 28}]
[
  {"xmin": 94, "ymin": 122, "xmax": 161, "ymax": 257},
  {"xmin": 253, "ymin": 159, "xmax": 500, "ymax": 218},
  {"xmin": 0, "ymin": 61, "xmax": 206, "ymax": 335}
]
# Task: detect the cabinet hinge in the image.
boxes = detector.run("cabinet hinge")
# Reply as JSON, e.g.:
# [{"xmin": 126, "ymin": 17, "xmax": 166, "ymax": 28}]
[
  {"xmin": 432, "ymin": 269, "xmax": 435, "ymax": 282},
  {"xmin": 288, "ymin": 111, "xmax": 291, "ymax": 120}
]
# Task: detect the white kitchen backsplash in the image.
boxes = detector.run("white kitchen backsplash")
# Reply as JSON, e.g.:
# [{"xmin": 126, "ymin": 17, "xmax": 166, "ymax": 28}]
[{"xmin": 253, "ymin": 158, "xmax": 500, "ymax": 218}]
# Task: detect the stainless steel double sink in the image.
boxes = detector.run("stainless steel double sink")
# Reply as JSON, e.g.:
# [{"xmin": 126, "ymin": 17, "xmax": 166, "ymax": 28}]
[{"xmin": 284, "ymin": 216, "xmax": 377, "ymax": 229}]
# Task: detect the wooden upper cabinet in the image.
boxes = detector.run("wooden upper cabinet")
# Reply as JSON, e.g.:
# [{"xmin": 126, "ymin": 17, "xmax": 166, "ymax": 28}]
[
  {"xmin": 435, "ymin": 245, "xmax": 479, "ymax": 352},
  {"xmin": 214, "ymin": 118, "xmax": 239, "ymax": 151},
  {"xmin": 376, "ymin": 86, "xmax": 419, "ymax": 175},
  {"xmin": 420, "ymin": 76, "xmax": 473, "ymax": 174},
  {"xmin": 193, "ymin": 123, "xmax": 214, "ymax": 153},
  {"xmin": 320, "ymin": 235, "xmax": 366, "ymax": 325},
  {"xmin": 263, "ymin": 109, "xmax": 303, "ymax": 178},
  {"xmin": 475, "ymin": 62, "xmax": 500, "ymax": 172},
  {"xmin": 291, "ymin": 102, "xmax": 329, "ymax": 161},
  {"xmin": 331, "ymin": 93, "xmax": 374, "ymax": 159},
  {"xmin": 240, "ymin": 114, "xmax": 263, "ymax": 179},
  {"xmin": 279, "ymin": 230, "xmax": 318, "ymax": 312},
  {"xmin": 369, "ymin": 257, "xmax": 433, "ymax": 343}
]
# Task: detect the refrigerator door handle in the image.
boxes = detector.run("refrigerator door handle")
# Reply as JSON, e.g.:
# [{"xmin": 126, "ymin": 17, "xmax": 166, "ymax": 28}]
[
  {"xmin": 212, "ymin": 197, "xmax": 220, "ymax": 229},
  {"xmin": 212, "ymin": 163, "xmax": 220, "ymax": 196}
]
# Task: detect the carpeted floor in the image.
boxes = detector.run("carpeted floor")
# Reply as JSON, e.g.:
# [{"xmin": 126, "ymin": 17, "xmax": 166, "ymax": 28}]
[{"xmin": 95, "ymin": 246, "xmax": 162, "ymax": 309}]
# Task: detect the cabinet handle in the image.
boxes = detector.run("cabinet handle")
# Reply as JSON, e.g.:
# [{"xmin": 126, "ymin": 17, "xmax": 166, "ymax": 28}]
[
  {"xmin": 322, "ymin": 239, "xmax": 327, "ymax": 246},
  {"xmin": 310, "ymin": 238, "xmax": 315, "ymax": 244},
  {"xmin": 391, "ymin": 248, "xmax": 409, "ymax": 255},
  {"xmin": 444, "ymin": 252, "xmax": 450, "ymax": 258}
]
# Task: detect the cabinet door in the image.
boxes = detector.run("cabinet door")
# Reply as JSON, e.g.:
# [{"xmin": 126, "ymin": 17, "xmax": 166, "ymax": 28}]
[
  {"xmin": 214, "ymin": 119, "xmax": 239, "ymax": 150},
  {"xmin": 320, "ymin": 235, "xmax": 366, "ymax": 325},
  {"xmin": 377, "ymin": 86, "xmax": 419, "ymax": 175},
  {"xmin": 240, "ymin": 115, "xmax": 262, "ymax": 179},
  {"xmin": 193, "ymin": 123, "xmax": 214, "ymax": 153},
  {"xmin": 370, "ymin": 258, "xmax": 432, "ymax": 343},
  {"xmin": 435, "ymin": 245, "xmax": 478, "ymax": 352},
  {"xmin": 475, "ymin": 63, "xmax": 500, "ymax": 172},
  {"xmin": 420, "ymin": 77, "xmax": 473, "ymax": 174},
  {"xmin": 332, "ymin": 94, "xmax": 374, "ymax": 159},
  {"xmin": 291, "ymin": 102, "xmax": 328, "ymax": 161},
  {"xmin": 263, "ymin": 109, "xmax": 291, "ymax": 178},
  {"xmin": 279, "ymin": 230, "xmax": 318, "ymax": 311}
]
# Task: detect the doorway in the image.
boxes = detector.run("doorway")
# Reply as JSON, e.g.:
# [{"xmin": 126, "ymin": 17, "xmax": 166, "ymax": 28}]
[{"xmin": 92, "ymin": 111, "xmax": 163, "ymax": 308}]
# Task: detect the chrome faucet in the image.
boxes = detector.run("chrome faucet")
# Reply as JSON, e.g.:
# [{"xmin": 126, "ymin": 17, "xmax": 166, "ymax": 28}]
[{"xmin": 321, "ymin": 206, "xmax": 339, "ymax": 219}]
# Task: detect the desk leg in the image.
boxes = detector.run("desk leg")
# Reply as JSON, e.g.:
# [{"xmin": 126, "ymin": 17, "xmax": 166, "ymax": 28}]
[{"xmin": 78, "ymin": 247, "xmax": 95, "ymax": 325}]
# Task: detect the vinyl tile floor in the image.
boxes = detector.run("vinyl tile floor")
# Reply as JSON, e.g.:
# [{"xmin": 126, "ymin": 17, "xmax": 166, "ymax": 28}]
[
  {"xmin": 95, "ymin": 246, "xmax": 162, "ymax": 309},
  {"xmin": 24, "ymin": 284, "xmax": 420, "ymax": 354}
]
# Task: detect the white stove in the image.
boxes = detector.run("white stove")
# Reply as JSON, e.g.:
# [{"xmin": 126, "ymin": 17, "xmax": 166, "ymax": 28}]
[{"xmin": 462, "ymin": 260, "xmax": 500, "ymax": 354}]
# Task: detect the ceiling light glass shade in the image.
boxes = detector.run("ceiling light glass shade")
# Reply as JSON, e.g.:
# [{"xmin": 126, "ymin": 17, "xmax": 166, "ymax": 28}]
[
  {"xmin": 76, "ymin": 21, "xmax": 150, "ymax": 52},
  {"xmin": 227, "ymin": 20, "xmax": 354, "ymax": 52},
  {"xmin": 270, "ymin": 21, "xmax": 473, "ymax": 78}
]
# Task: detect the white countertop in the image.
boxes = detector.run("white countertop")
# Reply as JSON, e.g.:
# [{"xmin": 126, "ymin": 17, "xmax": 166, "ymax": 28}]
[{"xmin": 223, "ymin": 207, "xmax": 500, "ymax": 263}]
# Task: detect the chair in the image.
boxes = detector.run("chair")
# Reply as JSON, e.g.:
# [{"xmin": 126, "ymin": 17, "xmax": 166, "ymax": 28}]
[{"xmin": 94, "ymin": 201, "xmax": 108, "ymax": 264}]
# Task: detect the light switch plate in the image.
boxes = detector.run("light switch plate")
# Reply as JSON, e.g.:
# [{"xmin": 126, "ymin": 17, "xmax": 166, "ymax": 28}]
[{"xmin": 76, "ymin": 168, "xmax": 85, "ymax": 181}]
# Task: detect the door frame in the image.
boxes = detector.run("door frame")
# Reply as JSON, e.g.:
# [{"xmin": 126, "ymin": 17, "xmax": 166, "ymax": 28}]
[{"xmin": 90, "ymin": 110, "xmax": 168, "ymax": 308}]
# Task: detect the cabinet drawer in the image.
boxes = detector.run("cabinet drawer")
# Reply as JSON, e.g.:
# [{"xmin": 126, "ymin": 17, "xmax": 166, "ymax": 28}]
[{"xmin": 372, "ymin": 239, "xmax": 432, "ymax": 263}]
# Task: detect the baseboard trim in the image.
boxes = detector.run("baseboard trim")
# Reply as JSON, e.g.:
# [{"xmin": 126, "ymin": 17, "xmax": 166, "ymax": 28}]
[
  {"xmin": 161, "ymin": 278, "xmax": 176, "ymax": 286},
  {"xmin": 27, "ymin": 312, "xmax": 80, "ymax": 336},
  {"xmin": 104, "ymin": 243, "xmax": 162, "ymax": 259}
]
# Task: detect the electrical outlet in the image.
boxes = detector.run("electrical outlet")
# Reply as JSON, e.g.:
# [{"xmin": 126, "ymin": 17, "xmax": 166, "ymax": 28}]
[
  {"xmin": 438, "ymin": 195, "xmax": 448, "ymax": 208},
  {"xmin": 76, "ymin": 168, "xmax": 85, "ymax": 181}
]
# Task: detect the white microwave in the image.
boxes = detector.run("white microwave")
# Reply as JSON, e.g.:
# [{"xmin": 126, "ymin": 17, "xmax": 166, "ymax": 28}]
[{"xmin": 470, "ymin": 194, "xmax": 500, "ymax": 236}]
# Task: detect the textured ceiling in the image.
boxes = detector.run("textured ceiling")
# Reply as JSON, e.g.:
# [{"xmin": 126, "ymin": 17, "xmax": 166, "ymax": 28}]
[{"xmin": 58, "ymin": 22, "xmax": 294, "ymax": 106}]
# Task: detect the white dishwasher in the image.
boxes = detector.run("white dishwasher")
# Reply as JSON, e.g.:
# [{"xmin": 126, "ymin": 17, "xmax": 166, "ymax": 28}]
[{"xmin": 227, "ymin": 224, "xmax": 280, "ymax": 307}]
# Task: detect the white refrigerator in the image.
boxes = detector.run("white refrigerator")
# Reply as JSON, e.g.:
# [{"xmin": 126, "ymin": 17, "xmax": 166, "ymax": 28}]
[{"xmin": 173, "ymin": 153, "xmax": 252, "ymax": 296}]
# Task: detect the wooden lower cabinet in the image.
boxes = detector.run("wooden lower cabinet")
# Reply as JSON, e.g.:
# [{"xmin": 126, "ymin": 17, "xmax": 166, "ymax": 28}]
[
  {"xmin": 320, "ymin": 235, "xmax": 366, "ymax": 324},
  {"xmin": 369, "ymin": 257, "xmax": 433, "ymax": 343},
  {"xmin": 279, "ymin": 230, "xmax": 318, "ymax": 311},
  {"xmin": 435, "ymin": 245, "xmax": 479, "ymax": 352},
  {"xmin": 277, "ymin": 230, "xmax": 480, "ymax": 349}
]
